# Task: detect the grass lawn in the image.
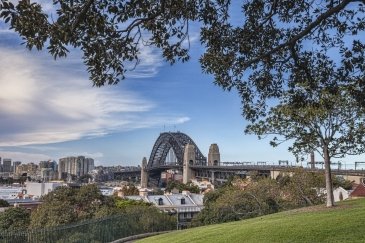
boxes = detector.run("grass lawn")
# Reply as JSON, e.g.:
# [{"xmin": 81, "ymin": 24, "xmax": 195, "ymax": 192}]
[{"xmin": 138, "ymin": 198, "xmax": 365, "ymax": 243}]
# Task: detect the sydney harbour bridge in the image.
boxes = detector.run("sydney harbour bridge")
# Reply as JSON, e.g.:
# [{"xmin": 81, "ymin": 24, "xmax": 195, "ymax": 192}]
[
  {"xmin": 115, "ymin": 132, "xmax": 365, "ymax": 186},
  {"xmin": 147, "ymin": 132, "xmax": 207, "ymax": 169}
]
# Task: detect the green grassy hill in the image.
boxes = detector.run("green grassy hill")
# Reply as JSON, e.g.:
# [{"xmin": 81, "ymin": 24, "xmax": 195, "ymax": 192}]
[{"xmin": 138, "ymin": 198, "xmax": 365, "ymax": 243}]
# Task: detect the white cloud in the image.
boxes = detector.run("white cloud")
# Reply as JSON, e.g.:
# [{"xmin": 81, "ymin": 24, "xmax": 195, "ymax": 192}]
[
  {"xmin": 182, "ymin": 31, "xmax": 200, "ymax": 49},
  {"xmin": 126, "ymin": 44, "xmax": 164, "ymax": 79},
  {"xmin": 0, "ymin": 151, "xmax": 51, "ymax": 163},
  {"xmin": 0, "ymin": 48, "xmax": 189, "ymax": 146},
  {"xmin": 2, "ymin": 2, "xmax": 166, "ymax": 79},
  {"xmin": 16, "ymin": 145, "xmax": 60, "ymax": 152},
  {"xmin": 0, "ymin": 149, "xmax": 103, "ymax": 164},
  {"xmin": 62, "ymin": 152, "xmax": 104, "ymax": 159}
]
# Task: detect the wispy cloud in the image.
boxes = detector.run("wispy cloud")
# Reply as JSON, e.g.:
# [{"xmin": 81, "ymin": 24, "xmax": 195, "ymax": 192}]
[
  {"xmin": 125, "ymin": 44, "xmax": 165, "ymax": 79},
  {"xmin": 0, "ymin": 151, "xmax": 52, "ymax": 162},
  {"xmin": 62, "ymin": 152, "xmax": 104, "ymax": 159},
  {"xmin": 0, "ymin": 2, "xmax": 189, "ymax": 149},
  {"xmin": 0, "ymin": 48, "xmax": 189, "ymax": 146}
]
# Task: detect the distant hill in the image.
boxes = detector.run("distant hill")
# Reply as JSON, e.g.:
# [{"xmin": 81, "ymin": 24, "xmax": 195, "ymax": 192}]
[{"xmin": 138, "ymin": 198, "xmax": 365, "ymax": 243}]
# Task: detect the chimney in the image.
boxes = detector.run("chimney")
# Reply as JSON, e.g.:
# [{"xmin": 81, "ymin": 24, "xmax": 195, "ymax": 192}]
[{"xmin": 310, "ymin": 152, "xmax": 315, "ymax": 169}]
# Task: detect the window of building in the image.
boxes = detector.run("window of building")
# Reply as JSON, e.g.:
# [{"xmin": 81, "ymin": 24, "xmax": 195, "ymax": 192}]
[
  {"xmin": 158, "ymin": 198, "xmax": 163, "ymax": 205},
  {"xmin": 181, "ymin": 198, "xmax": 185, "ymax": 205}
]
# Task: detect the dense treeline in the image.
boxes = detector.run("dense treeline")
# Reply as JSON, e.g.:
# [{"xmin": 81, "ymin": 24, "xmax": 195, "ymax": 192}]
[
  {"xmin": 193, "ymin": 169, "xmax": 350, "ymax": 226},
  {"xmin": 0, "ymin": 184, "xmax": 175, "ymax": 233},
  {"xmin": 0, "ymin": 171, "xmax": 352, "ymax": 237},
  {"xmin": 165, "ymin": 181, "xmax": 200, "ymax": 193}
]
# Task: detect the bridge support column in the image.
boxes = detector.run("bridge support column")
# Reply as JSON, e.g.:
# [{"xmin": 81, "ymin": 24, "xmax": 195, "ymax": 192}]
[
  {"xmin": 140, "ymin": 157, "xmax": 148, "ymax": 188},
  {"xmin": 208, "ymin": 144, "xmax": 220, "ymax": 166},
  {"xmin": 211, "ymin": 171, "xmax": 215, "ymax": 184},
  {"xmin": 183, "ymin": 144, "xmax": 195, "ymax": 184}
]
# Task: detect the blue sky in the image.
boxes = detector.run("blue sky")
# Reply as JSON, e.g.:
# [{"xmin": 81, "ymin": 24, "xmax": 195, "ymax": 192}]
[{"xmin": 0, "ymin": 2, "xmax": 362, "ymax": 168}]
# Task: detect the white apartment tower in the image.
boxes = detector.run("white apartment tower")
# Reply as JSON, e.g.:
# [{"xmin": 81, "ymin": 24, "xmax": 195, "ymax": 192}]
[{"xmin": 58, "ymin": 156, "xmax": 94, "ymax": 180}]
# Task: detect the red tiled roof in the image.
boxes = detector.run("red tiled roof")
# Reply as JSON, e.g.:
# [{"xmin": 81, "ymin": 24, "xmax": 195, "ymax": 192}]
[{"xmin": 350, "ymin": 183, "xmax": 365, "ymax": 197}]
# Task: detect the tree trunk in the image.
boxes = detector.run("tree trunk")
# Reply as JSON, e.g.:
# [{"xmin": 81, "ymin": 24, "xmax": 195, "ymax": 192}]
[{"xmin": 323, "ymin": 145, "xmax": 334, "ymax": 207}]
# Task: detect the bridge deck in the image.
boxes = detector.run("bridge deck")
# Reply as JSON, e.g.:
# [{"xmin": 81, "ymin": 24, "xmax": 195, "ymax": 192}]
[{"xmin": 144, "ymin": 164, "xmax": 365, "ymax": 176}]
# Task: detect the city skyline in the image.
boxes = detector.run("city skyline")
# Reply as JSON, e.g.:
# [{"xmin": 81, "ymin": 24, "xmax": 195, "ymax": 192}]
[{"xmin": 1, "ymin": 2, "xmax": 364, "ymax": 167}]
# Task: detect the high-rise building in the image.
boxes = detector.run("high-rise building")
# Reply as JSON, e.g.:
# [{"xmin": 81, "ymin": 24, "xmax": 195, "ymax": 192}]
[
  {"xmin": 58, "ymin": 156, "xmax": 94, "ymax": 180},
  {"xmin": 15, "ymin": 162, "xmax": 38, "ymax": 177},
  {"xmin": 39, "ymin": 160, "xmax": 57, "ymax": 171},
  {"xmin": 13, "ymin": 161, "xmax": 21, "ymax": 173},
  {"xmin": 3, "ymin": 158, "xmax": 12, "ymax": 173},
  {"xmin": 40, "ymin": 168, "xmax": 56, "ymax": 182},
  {"xmin": 39, "ymin": 160, "xmax": 57, "ymax": 181}
]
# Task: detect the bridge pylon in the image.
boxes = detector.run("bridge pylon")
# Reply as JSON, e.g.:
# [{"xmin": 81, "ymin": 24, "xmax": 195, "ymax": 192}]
[
  {"xmin": 140, "ymin": 157, "xmax": 148, "ymax": 188},
  {"xmin": 183, "ymin": 144, "xmax": 195, "ymax": 183},
  {"xmin": 208, "ymin": 143, "xmax": 220, "ymax": 166}
]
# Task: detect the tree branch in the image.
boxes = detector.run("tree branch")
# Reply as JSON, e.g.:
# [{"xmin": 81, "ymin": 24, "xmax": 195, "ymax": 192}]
[
  {"xmin": 118, "ymin": 0, "xmax": 166, "ymax": 41},
  {"xmin": 71, "ymin": 0, "xmax": 95, "ymax": 32},
  {"xmin": 289, "ymin": 44, "xmax": 314, "ymax": 85},
  {"xmin": 243, "ymin": 0, "xmax": 355, "ymax": 68},
  {"xmin": 259, "ymin": 0, "xmax": 278, "ymax": 28}
]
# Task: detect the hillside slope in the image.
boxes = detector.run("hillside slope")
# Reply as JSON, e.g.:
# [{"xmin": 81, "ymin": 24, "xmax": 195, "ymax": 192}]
[{"xmin": 138, "ymin": 198, "xmax": 365, "ymax": 243}]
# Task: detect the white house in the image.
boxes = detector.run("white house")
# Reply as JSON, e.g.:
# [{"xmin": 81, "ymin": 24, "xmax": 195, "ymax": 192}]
[
  {"xmin": 26, "ymin": 182, "xmax": 63, "ymax": 197},
  {"xmin": 333, "ymin": 186, "xmax": 351, "ymax": 202},
  {"xmin": 125, "ymin": 191, "xmax": 204, "ymax": 229}
]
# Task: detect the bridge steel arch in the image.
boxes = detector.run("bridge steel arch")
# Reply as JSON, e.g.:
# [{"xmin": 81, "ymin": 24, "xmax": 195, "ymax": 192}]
[{"xmin": 147, "ymin": 132, "xmax": 206, "ymax": 169}]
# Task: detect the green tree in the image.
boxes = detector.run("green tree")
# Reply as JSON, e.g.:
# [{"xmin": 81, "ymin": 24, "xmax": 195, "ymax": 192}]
[
  {"xmin": 165, "ymin": 181, "xmax": 200, "ymax": 193},
  {"xmin": 121, "ymin": 184, "xmax": 139, "ymax": 196},
  {"xmin": 115, "ymin": 198, "xmax": 152, "ymax": 211},
  {"xmin": 194, "ymin": 178, "xmax": 282, "ymax": 225},
  {"xmin": 246, "ymin": 82, "xmax": 365, "ymax": 207},
  {"xmin": 30, "ymin": 200, "xmax": 77, "ymax": 228},
  {"xmin": 332, "ymin": 176, "xmax": 353, "ymax": 190},
  {"xmin": 41, "ymin": 185, "xmax": 77, "ymax": 204},
  {"xmin": 277, "ymin": 168, "xmax": 326, "ymax": 207},
  {"xmin": 0, "ymin": 199, "xmax": 10, "ymax": 207},
  {"xmin": 30, "ymin": 184, "xmax": 115, "ymax": 227},
  {"xmin": 0, "ymin": 207, "xmax": 30, "ymax": 230},
  {"xmin": 195, "ymin": 173, "xmax": 326, "ymax": 225},
  {"xmin": 123, "ymin": 205, "xmax": 176, "ymax": 233},
  {"xmin": 201, "ymin": 1, "xmax": 365, "ymax": 121}
]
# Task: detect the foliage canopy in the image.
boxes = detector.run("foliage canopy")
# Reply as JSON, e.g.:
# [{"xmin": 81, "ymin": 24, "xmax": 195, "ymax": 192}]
[
  {"xmin": 165, "ymin": 180, "xmax": 200, "ymax": 193},
  {"xmin": 0, "ymin": 207, "xmax": 31, "ymax": 231},
  {"xmin": 194, "ymin": 170, "xmax": 325, "ymax": 225},
  {"xmin": 246, "ymin": 73, "xmax": 365, "ymax": 206},
  {"xmin": 1, "ymin": 0, "xmax": 365, "ymax": 121},
  {"xmin": 30, "ymin": 184, "xmax": 112, "ymax": 227},
  {"xmin": 0, "ymin": 199, "xmax": 9, "ymax": 207}
]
